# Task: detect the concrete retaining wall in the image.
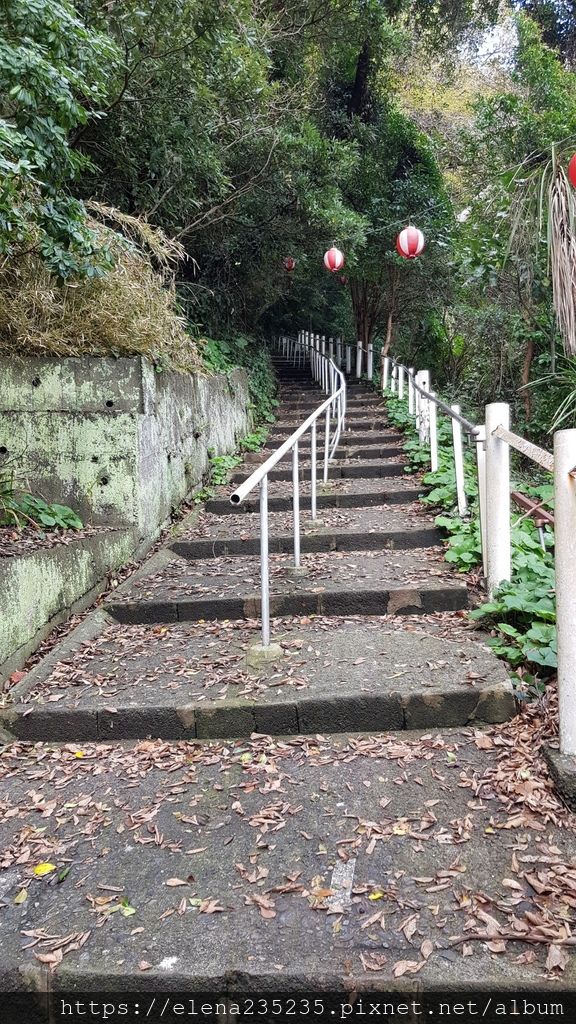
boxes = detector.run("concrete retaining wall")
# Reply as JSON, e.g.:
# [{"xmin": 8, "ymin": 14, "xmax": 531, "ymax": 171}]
[
  {"xmin": 0, "ymin": 356, "xmax": 251, "ymax": 535},
  {"xmin": 0, "ymin": 530, "xmax": 134, "ymax": 682},
  {"xmin": 0, "ymin": 356, "xmax": 252, "ymax": 679}
]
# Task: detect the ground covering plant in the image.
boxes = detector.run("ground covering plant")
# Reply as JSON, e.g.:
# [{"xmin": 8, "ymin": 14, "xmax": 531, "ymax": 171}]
[
  {"xmin": 0, "ymin": 466, "xmax": 82, "ymax": 531},
  {"xmin": 383, "ymin": 392, "xmax": 557, "ymax": 683}
]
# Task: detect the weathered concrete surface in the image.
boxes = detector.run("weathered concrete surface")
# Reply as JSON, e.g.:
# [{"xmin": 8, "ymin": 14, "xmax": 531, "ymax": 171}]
[
  {"xmin": 543, "ymin": 746, "xmax": 576, "ymax": 811},
  {"xmin": 0, "ymin": 614, "xmax": 514, "ymax": 740},
  {"xmin": 105, "ymin": 548, "xmax": 469, "ymax": 623},
  {"xmin": 0, "ymin": 530, "xmax": 134, "ymax": 684},
  {"xmin": 0, "ymin": 356, "xmax": 250, "ymax": 536},
  {"xmin": 0, "ymin": 728, "xmax": 573, "ymax": 994},
  {"xmin": 171, "ymin": 505, "xmax": 440, "ymax": 558}
]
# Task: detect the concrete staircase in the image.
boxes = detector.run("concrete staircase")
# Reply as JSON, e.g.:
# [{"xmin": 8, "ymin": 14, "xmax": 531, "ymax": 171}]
[
  {"xmin": 2, "ymin": 352, "xmax": 572, "ymax": 1001},
  {"xmin": 2, "ymin": 354, "xmax": 515, "ymax": 742}
]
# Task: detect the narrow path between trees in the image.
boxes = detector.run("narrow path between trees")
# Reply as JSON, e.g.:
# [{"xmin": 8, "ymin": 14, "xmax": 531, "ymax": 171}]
[{"xmin": 0, "ymin": 356, "xmax": 574, "ymax": 995}]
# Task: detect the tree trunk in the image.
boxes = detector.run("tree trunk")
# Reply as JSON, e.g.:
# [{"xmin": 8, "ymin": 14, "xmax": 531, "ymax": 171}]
[
  {"xmin": 382, "ymin": 310, "xmax": 394, "ymax": 356},
  {"xmin": 350, "ymin": 278, "xmax": 382, "ymax": 352},
  {"xmin": 521, "ymin": 334, "xmax": 535, "ymax": 422}
]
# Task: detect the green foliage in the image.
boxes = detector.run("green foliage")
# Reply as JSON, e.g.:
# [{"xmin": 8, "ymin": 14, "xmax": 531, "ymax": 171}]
[
  {"xmin": 384, "ymin": 388, "xmax": 557, "ymax": 678},
  {"xmin": 0, "ymin": 0, "xmax": 119, "ymax": 279},
  {"xmin": 200, "ymin": 334, "xmax": 277, "ymax": 424},
  {"xmin": 1, "ymin": 467, "xmax": 82, "ymax": 531},
  {"xmin": 208, "ymin": 453, "xmax": 242, "ymax": 487}
]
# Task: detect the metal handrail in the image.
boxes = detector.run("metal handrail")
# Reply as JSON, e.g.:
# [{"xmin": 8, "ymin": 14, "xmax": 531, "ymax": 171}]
[{"xmin": 230, "ymin": 332, "xmax": 347, "ymax": 648}]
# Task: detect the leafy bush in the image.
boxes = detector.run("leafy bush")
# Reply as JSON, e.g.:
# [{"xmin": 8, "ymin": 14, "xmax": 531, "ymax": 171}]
[
  {"xmin": 1, "ymin": 468, "xmax": 82, "ymax": 531},
  {"xmin": 0, "ymin": 0, "xmax": 118, "ymax": 279},
  {"xmin": 383, "ymin": 390, "xmax": 558, "ymax": 680},
  {"xmin": 200, "ymin": 334, "xmax": 277, "ymax": 424}
]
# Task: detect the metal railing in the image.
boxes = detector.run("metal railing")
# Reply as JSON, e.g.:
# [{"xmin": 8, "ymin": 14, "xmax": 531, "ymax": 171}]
[
  {"xmin": 230, "ymin": 332, "xmax": 346, "ymax": 648},
  {"xmin": 382, "ymin": 352, "xmax": 576, "ymax": 758}
]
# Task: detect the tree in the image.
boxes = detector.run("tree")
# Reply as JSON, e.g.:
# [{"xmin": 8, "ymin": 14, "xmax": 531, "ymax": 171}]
[{"xmin": 0, "ymin": 0, "xmax": 118, "ymax": 278}]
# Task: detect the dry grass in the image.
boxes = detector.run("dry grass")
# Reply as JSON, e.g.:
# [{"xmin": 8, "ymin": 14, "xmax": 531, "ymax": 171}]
[{"xmin": 0, "ymin": 210, "xmax": 201, "ymax": 372}]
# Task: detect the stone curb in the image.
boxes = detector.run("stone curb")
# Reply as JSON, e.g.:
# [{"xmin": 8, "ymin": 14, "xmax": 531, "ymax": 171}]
[
  {"xmin": 207, "ymin": 488, "xmax": 425, "ymax": 514},
  {"xmin": 170, "ymin": 526, "xmax": 441, "ymax": 559},
  {"xmin": 105, "ymin": 583, "xmax": 469, "ymax": 624},
  {"xmin": 0, "ymin": 677, "xmax": 516, "ymax": 742}
]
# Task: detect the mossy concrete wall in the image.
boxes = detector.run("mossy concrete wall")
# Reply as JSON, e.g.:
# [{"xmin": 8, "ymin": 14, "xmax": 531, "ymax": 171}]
[
  {"xmin": 0, "ymin": 356, "xmax": 251, "ymax": 538},
  {"xmin": 0, "ymin": 356, "xmax": 252, "ymax": 680},
  {"xmin": 0, "ymin": 530, "xmax": 134, "ymax": 683}
]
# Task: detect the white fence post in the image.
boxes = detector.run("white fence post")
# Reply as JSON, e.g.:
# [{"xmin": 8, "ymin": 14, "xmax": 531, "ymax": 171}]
[
  {"xmin": 485, "ymin": 403, "xmax": 511, "ymax": 597},
  {"xmin": 408, "ymin": 368, "xmax": 415, "ymax": 416},
  {"xmin": 451, "ymin": 404, "xmax": 467, "ymax": 517},
  {"xmin": 398, "ymin": 364, "xmax": 405, "ymax": 400},
  {"xmin": 336, "ymin": 336, "xmax": 342, "ymax": 367},
  {"xmin": 554, "ymin": 430, "xmax": 576, "ymax": 756},
  {"xmin": 429, "ymin": 392, "xmax": 438, "ymax": 472},
  {"xmin": 383, "ymin": 357, "xmax": 390, "ymax": 391},
  {"xmin": 356, "ymin": 342, "xmax": 363, "ymax": 378},
  {"xmin": 367, "ymin": 342, "xmax": 373, "ymax": 380},
  {"xmin": 346, "ymin": 344, "xmax": 352, "ymax": 375},
  {"xmin": 419, "ymin": 371, "xmax": 430, "ymax": 443},
  {"xmin": 475, "ymin": 426, "xmax": 488, "ymax": 578}
]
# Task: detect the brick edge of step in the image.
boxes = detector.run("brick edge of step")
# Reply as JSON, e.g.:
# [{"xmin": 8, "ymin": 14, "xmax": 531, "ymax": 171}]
[
  {"xmin": 170, "ymin": 527, "xmax": 441, "ymax": 559},
  {"xmin": 0, "ymin": 677, "xmax": 516, "ymax": 742},
  {"xmin": 104, "ymin": 584, "xmax": 468, "ymax": 624}
]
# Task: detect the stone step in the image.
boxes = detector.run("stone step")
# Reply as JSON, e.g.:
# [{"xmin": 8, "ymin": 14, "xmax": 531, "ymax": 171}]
[
  {"xmin": 207, "ymin": 478, "xmax": 424, "ymax": 514},
  {"xmin": 272, "ymin": 418, "xmax": 389, "ymax": 434},
  {"xmin": 231, "ymin": 460, "xmax": 407, "ymax": 484},
  {"xmin": 171, "ymin": 503, "xmax": 440, "ymax": 558},
  {"xmin": 2, "ymin": 613, "xmax": 514, "ymax": 741},
  {"xmin": 0, "ymin": 718, "xmax": 569, "ymax": 995},
  {"xmin": 261, "ymin": 433, "xmax": 400, "ymax": 449},
  {"xmin": 104, "ymin": 548, "xmax": 468, "ymax": 624}
]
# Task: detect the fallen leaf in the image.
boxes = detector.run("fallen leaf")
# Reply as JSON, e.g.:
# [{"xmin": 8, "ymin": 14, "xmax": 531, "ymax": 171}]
[{"xmin": 33, "ymin": 863, "xmax": 56, "ymax": 878}]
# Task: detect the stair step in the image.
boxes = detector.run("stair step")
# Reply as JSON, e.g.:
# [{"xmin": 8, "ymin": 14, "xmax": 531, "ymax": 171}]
[
  {"xmin": 105, "ymin": 548, "xmax": 468, "ymax": 624},
  {"xmin": 3, "ymin": 615, "xmax": 514, "ymax": 741},
  {"xmin": 207, "ymin": 478, "xmax": 423, "ymax": 514},
  {"xmin": 231, "ymin": 460, "xmax": 407, "ymax": 483}
]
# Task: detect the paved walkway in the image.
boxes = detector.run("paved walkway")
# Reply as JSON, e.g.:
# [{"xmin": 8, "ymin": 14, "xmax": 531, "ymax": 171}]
[{"xmin": 0, "ymin": 355, "xmax": 574, "ymax": 997}]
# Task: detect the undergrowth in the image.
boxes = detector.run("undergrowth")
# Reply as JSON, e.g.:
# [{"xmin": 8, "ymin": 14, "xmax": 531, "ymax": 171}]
[
  {"xmin": 383, "ymin": 393, "xmax": 557, "ymax": 689},
  {"xmin": 1, "ymin": 464, "xmax": 82, "ymax": 531}
]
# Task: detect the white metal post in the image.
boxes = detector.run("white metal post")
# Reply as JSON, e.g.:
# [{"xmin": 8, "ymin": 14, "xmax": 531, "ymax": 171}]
[
  {"xmin": 408, "ymin": 369, "xmax": 415, "ymax": 416},
  {"xmin": 555, "ymin": 429, "xmax": 576, "ymax": 755},
  {"xmin": 391, "ymin": 364, "xmax": 397, "ymax": 395},
  {"xmin": 398, "ymin": 364, "xmax": 405, "ymax": 400},
  {"xmin": 346, "ymin": 345, "xmax": 352, "ymax": 375},
  {"xmin": 429, "ymin": 392, "xmax": 438, "ymax": 472},
  {"xmin": 419, "ymin": 371, "xmax": 430, "ymax": 444},
  {"xmin": 383, "ymin": 357, "xmax": 390, "ymax": 391},
  {"xmin": 475, "ymin": 426, "xmax": 487, "ymax": 578},
  {"xmin": 336, "ymin": 336, "xmax": 342, "ymax": 367},
  {"xmin": 356, "ymin": 343, "xmax": 362, "ymax": 379},
  {"xmin": 292, "ymin": 442, "xmax": 300, "ymax": 568},
  {"xmin": 367, "ymin": 343, "xmax": 373, "ymax": 380},
  {"xmin": 323, "ymin": 406, "xmax": 330, "ymax": 482},
  {"xmin": 451, "ymin": 404, "xmax": 467, "ymax": 517},
  {"xmin": 321, "ymin": 336, "xmax": 326, "ymax": 391},
  {"xmin": 329, "ymin": 337, "xmax": 334, "ymax": 363},
  {"xmin": 311, "ymin": 420, "xmax": 317, "ymax": 520},
  {"xmin": 485, "ymin": 403, "xmax": 511, "ymax": 596},
  {"xmin": 260, "ymin": 476, "xmax": 270, "ymax": 647}
]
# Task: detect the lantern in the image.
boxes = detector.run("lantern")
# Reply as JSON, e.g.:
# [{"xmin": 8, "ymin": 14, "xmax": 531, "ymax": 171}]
[
  {"xmin": 396, "ymin": 225, "xmax": 425, "ymax": 260},
  {"xmin": 339, "ymin": 275, "xmax": 349, "ymax": 286},
  {"xmin": 569, "ymin": 154, "xmax": 576, "ymax": 188},
  {"xmin": 324, "ymin": 246, "xmax": 345, "ymax": 272},
  {"xmin": 283, "ymin": 256, "xmax": 296, "ymax": 272}
]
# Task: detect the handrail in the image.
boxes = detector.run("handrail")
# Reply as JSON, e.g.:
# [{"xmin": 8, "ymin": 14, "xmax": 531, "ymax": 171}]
[
  {"xmin": 229, "ymin": 332, "xmax": 347, "ymax": 648},
  {"xmin": 492, "ymin": 424, "xmax": 554, "ymax": 473}
]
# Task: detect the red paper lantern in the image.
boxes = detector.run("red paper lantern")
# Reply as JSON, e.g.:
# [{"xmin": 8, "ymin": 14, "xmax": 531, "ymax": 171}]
[
  {"xmin": 396, "ymin": 225, "xmax": 425, "ymax": 260},
  {"xmin": 323, "ymin": 246, "xmax": 345, "ymax": 272},
  {"xmin": 569, "ymin": 154, "xmax": 576, "ymax": 188},
  {"xmin": 283, "ymin": 256, "xmax": 296, "ymax": 272}
]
